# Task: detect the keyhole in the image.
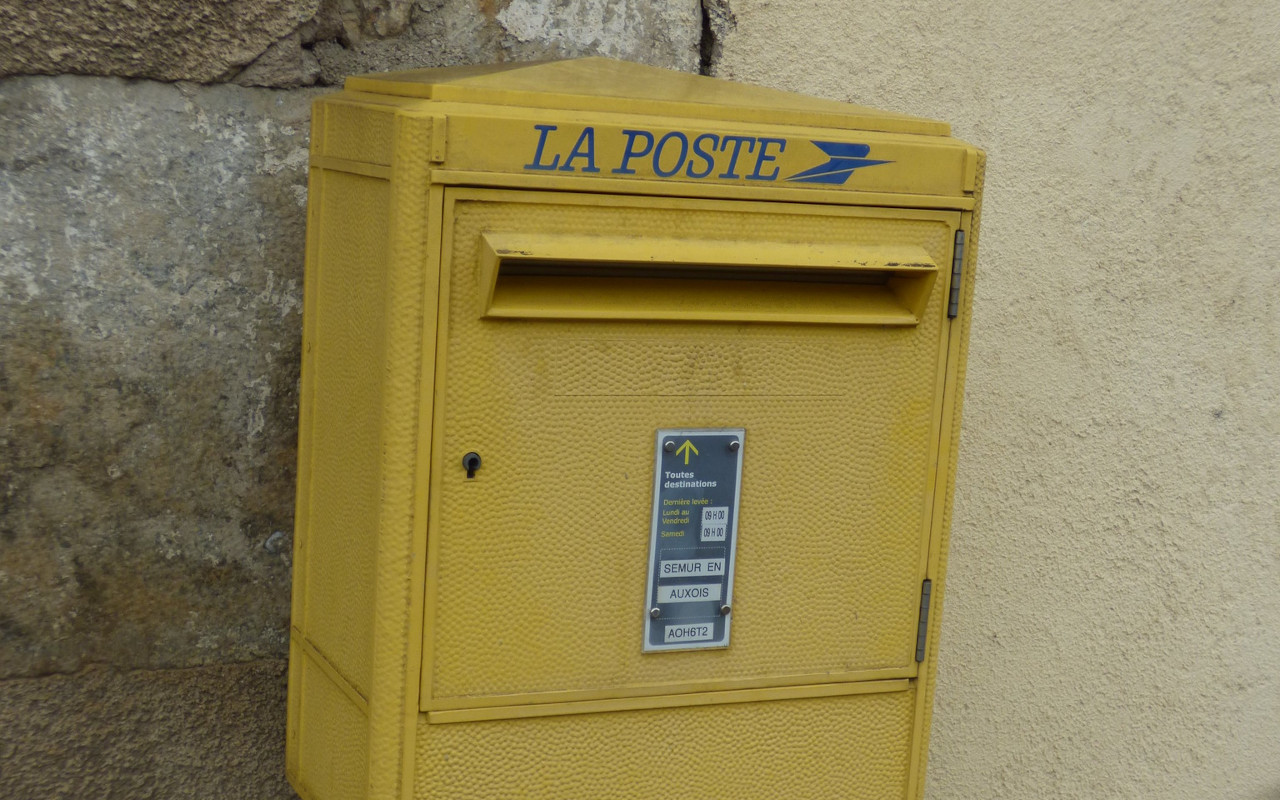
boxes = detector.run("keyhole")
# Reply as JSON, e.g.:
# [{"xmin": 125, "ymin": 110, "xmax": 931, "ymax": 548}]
[{"xmin": 462, "ymin": 452, "xmax": 482, "ymax": 479}]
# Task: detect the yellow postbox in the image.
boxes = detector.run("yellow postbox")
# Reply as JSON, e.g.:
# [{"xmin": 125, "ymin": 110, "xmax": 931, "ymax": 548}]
[{"xmin": 287, "ymin": 57, "xmax": 984, "ymax": 800}]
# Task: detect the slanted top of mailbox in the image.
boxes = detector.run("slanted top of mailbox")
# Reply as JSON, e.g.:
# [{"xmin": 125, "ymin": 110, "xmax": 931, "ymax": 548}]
[{"xmin": 343, "ymin": 57, "xmax": 949, "ymax": 137}]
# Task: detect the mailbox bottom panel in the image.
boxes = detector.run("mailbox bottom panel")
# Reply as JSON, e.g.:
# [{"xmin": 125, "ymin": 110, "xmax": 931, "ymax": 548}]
[{"xmin": 415, "ymin": 687, "xmax": 916, "ymax": 799}]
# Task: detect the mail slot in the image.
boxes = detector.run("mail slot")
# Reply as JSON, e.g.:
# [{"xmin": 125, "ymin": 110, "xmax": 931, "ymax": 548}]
[{"xmin": 287, "ymin": 57, "xmax": 984, "ymax": 800}]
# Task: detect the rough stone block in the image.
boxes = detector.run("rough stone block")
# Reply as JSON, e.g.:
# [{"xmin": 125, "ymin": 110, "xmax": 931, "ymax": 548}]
[
  {"xmin": 0, "ymin": 76, "xmax": 317, "ymax": 678},
  {"xmin": 235, "ymin": 31, "xmax": 323, "ymax": 88},
  {"xmin": 0, "ymin": 660, "xmax": 298, "ymax": 799},
  {"xmin": 2, "ymin": 0, "xmax": 704, "ymax": 87},
  {"xmin": 0, "ymin": 0, "xmax": 319, "ymax": 82},
  {"xmin": 311, "ymin": 0, "xmax": 702, "ymax": 84}
]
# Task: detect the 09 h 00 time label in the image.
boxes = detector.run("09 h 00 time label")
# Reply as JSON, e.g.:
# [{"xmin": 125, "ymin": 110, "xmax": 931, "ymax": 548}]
[{"xmin": 643, "ymin": 428, "xmax": 744, "ymax": 652}]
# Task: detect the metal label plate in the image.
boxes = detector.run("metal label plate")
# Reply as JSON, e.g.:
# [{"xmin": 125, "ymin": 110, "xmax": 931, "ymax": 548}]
[{"xmin": 643, "ymin": 428, "xmax": 745, "ymax": 652}]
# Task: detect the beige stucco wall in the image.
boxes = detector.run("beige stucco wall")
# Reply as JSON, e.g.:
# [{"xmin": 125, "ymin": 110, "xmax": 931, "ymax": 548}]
[
  {"xmin": 2, "ymin": 1, "xmax": 1276, "ymax": 798},
  {"xmin": 719, "ymin": 2, "xmax": 1280, "ymax": 798}
]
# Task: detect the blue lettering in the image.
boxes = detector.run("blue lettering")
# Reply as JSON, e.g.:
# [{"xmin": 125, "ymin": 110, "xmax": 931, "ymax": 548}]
[
  {"xmin": 612, "ymin": 129, "xmax": 655, "ymax": 175},
  {"xmin": 685, "ymin": 133, "xmax": 719, "ymax": 178},
  {"xmin": 524, "ymin": 124, "xmax": 561, "ymax": 171},
  {"xmin": 717, "ymin": 135, "xmax": 756, "ymax": 179},
  {"xmin": 653, "ymin": 132, "xmax": 689, "ymax": 178},
  {"xmin": 748, "ymin": 137, "xmax": 787, "ymax": 181},
  {"xmin": 559, "ymin": 127, "xmax": 599, "ymax": 173},
  {"xmin": 525, "ymin": 125, "xmax": 800, "ymax": 182}
]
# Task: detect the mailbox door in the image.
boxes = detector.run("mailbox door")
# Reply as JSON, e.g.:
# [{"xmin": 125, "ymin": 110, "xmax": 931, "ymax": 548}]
[{"xmin": 421, "ymin": 188, "xmax": 961, "ymax": 714}]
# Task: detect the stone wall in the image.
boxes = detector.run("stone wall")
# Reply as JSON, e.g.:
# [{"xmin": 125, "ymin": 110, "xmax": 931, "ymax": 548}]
[
  {"xmin": 3, "ymin": 1, "xmax": 1278, "ymax": 799},
  {"xmin": 2, "ymin": 1, "xmax": 707, "ymax": 86},
  {"xmin": 1, "ymin": 3, "xmax": 706, "ymax": 797}
]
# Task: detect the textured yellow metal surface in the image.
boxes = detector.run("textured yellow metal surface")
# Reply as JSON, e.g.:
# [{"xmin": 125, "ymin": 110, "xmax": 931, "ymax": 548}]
[
  {"xmin": 345, "ymin": 57, "xmax": 948, "ymax": 136},
  {"xmin": 288, "ymin": 103, "xmax": 435, "ymax": 800},
  {"xmin": 295, "ymin": 643, "xmax": 371, "ymax": 800},
  {"xmin": 416, "ymin": 688, "xmax": 917, "ymax": 800},
  {"xmin": 426, "ymin": 678, "xmax": 909, "ymax": 724},
  {"xmin": 318, "ymin": 101, "xmax": 397, "ymax": 166},
  {"xmin": 288, "ymin": 58, "xmax": 982, "ymax": 800},
  {"xmin": 301, "ymin": 169, "xmax": 390, "ymax": 698},
  {"xmin": 423, "ymin": 191, "xmax": 958, "ymax": 710}
]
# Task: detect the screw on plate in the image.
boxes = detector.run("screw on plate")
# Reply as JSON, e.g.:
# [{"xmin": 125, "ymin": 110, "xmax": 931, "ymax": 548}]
[
  {"xmin": 728, "ymin": 440, "xmax": 740, "ymax": 452},
  {"xmin": 720, "ymin": 605, "xmax": 732, "ymax": 616},
  {"xmin": 462, "ymin": 452, "xmax": 482, "ymax": 479},
  {"xmin": 663, "ymin": 440, "xmax": 676, "ymax": 452},
  {"xmin": 650, "ymin": 607, "xmax": 661, "ymax": 619}
]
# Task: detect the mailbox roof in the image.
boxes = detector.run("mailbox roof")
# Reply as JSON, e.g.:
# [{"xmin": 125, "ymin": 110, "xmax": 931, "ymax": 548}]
[{"xmin": 344, "ymin": 57, "xmax": 950, "ymax": 137}]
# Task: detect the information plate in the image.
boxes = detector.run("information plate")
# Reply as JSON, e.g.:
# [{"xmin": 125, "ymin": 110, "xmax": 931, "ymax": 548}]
[{"xmin": 643, "ymin": 428, "xmax": 744, "ymax": 652}]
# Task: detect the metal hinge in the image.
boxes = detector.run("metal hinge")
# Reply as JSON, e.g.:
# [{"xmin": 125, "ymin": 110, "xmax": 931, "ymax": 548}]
[
  {"xmin": 947, "ymin": 229, "xmax": 966, "ymax": 319},
  {"xmin": 914, "ymin": 579, "xmax": 932, "ymax": 662}
]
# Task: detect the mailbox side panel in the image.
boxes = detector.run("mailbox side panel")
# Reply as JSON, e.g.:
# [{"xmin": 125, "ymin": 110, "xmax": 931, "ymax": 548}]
[
  {"xmin": 909, "ymin": 150, "xmax": 985, "ymax": 799},
  {"xmin": 288, "ymin": 98, "xmax": 393, "ymax": 800},
  {"xmin": 289, "ymin": 96, "xmax": 439, "ymax": 800}
]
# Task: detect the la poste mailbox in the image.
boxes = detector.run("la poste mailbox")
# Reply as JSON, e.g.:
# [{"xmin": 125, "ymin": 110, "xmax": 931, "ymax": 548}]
[{"xmin": 287, "ymin": 57, "xmax": 984, "ymax": 800}]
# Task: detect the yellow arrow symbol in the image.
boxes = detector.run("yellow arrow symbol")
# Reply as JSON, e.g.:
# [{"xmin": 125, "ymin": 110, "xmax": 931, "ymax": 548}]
[{"xmin": 675, "ymin": 440, "xmax": 699, "ymax": 465}]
